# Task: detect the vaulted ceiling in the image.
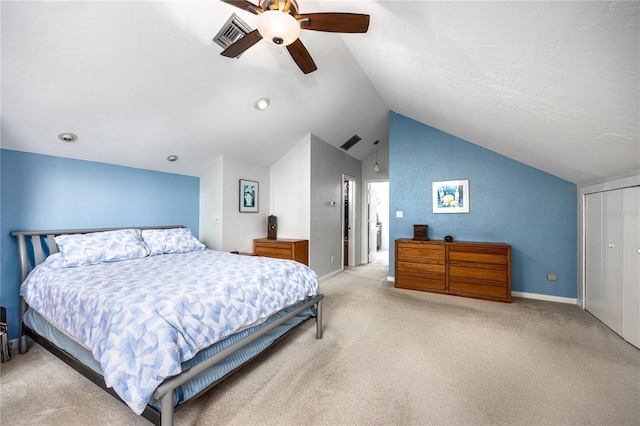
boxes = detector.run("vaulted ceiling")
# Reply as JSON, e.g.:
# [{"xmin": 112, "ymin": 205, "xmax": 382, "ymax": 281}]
[{"xmin": 2, "ymin": 1, "xmax": 638, "ymax": 186}]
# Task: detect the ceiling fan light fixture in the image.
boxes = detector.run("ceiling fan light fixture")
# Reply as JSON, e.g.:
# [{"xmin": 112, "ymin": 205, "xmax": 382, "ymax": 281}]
[{"xmin": 257, "ymin": 10, "xmax": 301, "ymax": 46}]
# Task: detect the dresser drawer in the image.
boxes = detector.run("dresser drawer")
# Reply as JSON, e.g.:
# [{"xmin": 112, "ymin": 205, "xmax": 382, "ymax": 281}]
[
  {"xmin": 449, "ymin": 280, "xmax": 508, "ymax": 299},
  {"xmin": 396, "ymin": 241, "xmax": 445, "ymax": 261},
  {"xmin": 449, "ymin": 263, "xmax": 507, "ymax": 282},
  {"xmin": 449, "ymin": 247, "xmax": 508, "ymax": 265},
  {"xmin": 396, "ymin": 272, "xmax": 446, "ymax": 292}
]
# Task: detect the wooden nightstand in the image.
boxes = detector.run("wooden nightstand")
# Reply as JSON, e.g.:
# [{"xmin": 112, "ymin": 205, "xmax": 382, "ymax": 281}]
[{"xmin": 253, "ymin": 238, "xmax": 309, "ymax": 266}]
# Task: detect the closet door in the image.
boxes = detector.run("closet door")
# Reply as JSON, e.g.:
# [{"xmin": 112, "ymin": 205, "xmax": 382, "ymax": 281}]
[
  {"xmin": 585, "ymin": 193, "xmax": 604, "ymax": 322},
  {"xmin": 585, "ymin": 190, "xmax": 624, "ymax": 335},
  {"xmin": 622, "ymin": 186, "xmax": 640, "ymax": 348},
  {"xmin": 601, "ymin": 189, "xmax": 625, "ymax": 334}
]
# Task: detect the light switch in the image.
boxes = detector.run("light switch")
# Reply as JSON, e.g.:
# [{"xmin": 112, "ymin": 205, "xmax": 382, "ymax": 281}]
[{"xmin": 396, "ymin": 211, "xmax": 404, "ymax": 218}]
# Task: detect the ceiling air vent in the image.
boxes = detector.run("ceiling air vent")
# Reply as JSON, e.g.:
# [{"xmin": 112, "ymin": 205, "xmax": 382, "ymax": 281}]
[
  {"xmin": 213, "ymin": 14, "xmax": 252, "ymax": 54},
  {"xmin": 340, "ymin": 135, "xmax": 362, "ymax": 151}
]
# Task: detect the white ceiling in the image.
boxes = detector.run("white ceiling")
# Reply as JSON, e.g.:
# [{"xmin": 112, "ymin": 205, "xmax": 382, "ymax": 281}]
[{"xmin": 2, "ymin": 1, "xmax": 638, "ymax": 186}]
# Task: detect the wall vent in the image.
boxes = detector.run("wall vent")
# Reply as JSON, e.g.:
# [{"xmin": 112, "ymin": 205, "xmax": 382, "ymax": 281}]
[
  {"xmin": 213, "ymin": 14, "xmax": 253, "ymax": 55},
  {"xmin": 340, "ymin": 135, "xmax": 362, "ymax": 151}
]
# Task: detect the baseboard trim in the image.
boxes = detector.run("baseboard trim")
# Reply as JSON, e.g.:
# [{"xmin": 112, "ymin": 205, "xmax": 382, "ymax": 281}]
[
  {"xmin": 319, "ymin": 269, "xmax": 344, "ymax": 282},
  {"xmin": 387, "ymin": 277, "xmax": 576, "ymax": 305},
  {"xmin": 512, "ymin": 291, "xmax": 577, "ymax": 305}
]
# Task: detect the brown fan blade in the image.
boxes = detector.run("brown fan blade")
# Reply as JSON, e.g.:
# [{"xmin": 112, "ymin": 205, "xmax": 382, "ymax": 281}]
[
  {"xmin": 221, "ymin": 29, "xmax": 263, "ymax": 58},
  {"xmin": 286, "ymin": 39, "xmax": 317, "ymax": 74},
  {"xmin": 220, "ymin": 0, "xmax": 263, "ymax": 14},
  {"xmin": 296, "ymin": 13, "xmax": 370, "ymax": 33}
]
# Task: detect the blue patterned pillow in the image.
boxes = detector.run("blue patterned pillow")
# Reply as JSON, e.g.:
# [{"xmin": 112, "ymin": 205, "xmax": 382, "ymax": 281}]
[
  {"xmin": 141, "ymin": 228, "xmax": 206, "ymax": 255},
  {"xmin": 55, "ymin": 229, "xmax": 150, "ymax": 267}
]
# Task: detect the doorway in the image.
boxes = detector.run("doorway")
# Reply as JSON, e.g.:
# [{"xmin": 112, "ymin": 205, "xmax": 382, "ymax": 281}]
[
  {"xmin": 367, "ymin": 181, "xmax": 389, "ymax": 264},
  {"xmin": 343, "ymin": 175, "xmax": 356, "ymax": 268}
]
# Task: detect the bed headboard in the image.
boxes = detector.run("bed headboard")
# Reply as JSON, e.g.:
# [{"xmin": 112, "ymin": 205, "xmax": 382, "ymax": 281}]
[{"xmin": 11, "ymin": 225, "xmax": 184, "ymax": 283}]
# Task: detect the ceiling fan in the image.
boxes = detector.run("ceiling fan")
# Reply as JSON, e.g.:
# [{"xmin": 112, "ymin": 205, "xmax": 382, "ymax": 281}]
[{"xmin": 220, "ymin": 0, "xmax": 370, "ymax": 74}]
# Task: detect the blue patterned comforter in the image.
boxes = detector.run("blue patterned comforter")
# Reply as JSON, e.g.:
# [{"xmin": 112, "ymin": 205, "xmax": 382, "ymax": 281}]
[{"xmin": 21, "ymin": 250, "xmax": 319, "ymax": 414}]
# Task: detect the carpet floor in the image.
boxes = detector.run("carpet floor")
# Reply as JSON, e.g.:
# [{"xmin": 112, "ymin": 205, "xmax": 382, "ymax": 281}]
[{"xmin": 1, "ymin": 257, "xmax": 639, "ymax": 425}]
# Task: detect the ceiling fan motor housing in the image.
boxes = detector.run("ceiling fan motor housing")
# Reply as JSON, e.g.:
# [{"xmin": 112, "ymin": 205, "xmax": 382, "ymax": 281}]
[{"xmin": 259, "ymin": 0, "xmax": 299, "ymax": 14}]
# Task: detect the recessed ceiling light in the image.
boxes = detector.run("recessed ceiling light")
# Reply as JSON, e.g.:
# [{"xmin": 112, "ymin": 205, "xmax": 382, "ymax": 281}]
[
  {"xmin": 254, "ymin": 97, "xmax": 270, "ymax": 111},
  {"xmin": 167, "ymin": 155, "xmax": 179, "ymax": 162},
  {"xmin": 58, "ymin": 133, "xmax": 77, "ymax": 142}
]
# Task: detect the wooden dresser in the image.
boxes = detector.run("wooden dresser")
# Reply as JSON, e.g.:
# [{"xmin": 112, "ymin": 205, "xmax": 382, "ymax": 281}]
[
  {"xmin": 395, "ymin": 239, "xmax": 511, "ymax": 303},
  {"xmin": 253, "ymin": 238, "xmax": 309, "ymax": 266}
]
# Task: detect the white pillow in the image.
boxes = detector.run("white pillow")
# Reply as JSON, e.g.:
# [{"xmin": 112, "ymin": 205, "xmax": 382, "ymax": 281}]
[
  {"xmin": 55, "ymin": 229, "xmax": 150, "ymax": 267},
  {"xmin": 141, "ymin": 228, "xmax": 205, "ymax": 256}
]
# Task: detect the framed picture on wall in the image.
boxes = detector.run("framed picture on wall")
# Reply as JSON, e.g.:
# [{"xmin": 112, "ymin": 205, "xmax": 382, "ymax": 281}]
[
  {"xmin": 432, "ymin": 179, "xmax": 469, "ymax": 213},
  {"xmin": 239, "ymin": 179, "xmax": 259, "ymax": 213}
]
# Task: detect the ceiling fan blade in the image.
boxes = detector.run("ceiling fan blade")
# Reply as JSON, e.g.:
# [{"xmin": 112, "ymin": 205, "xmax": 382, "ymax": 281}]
[
  {"xmin": 296, "ymin": 13, "xmax": 370, "ymax": 33},
  {"xmin": 286, "ymin": 39, "xmax": 317, "ymax": 74},
  {"xmin": 220, "ymin": 0, "xmax": 263, "ymax": 14},
  {"xmin": 221, "ymin": 29, "xmax": 263, "ymax": 58}
]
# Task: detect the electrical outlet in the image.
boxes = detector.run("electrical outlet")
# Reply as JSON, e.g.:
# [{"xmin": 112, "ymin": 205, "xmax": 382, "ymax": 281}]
[
  {"xmin": 330, "ymin": 255, "xmax": 334, "ymax": 263},
  {"xmin": 396, "ymin": 210, "xmax": 404, "ymax": 218},
  {"xmin": 547, "ymin": 273, "xmax": 557, "ymax": 281}
]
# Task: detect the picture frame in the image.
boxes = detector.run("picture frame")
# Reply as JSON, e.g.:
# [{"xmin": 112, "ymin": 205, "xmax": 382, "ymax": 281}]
[
  {"xmin": 432, "ymin": 179, "xmax": 469, "ymax": 213},
  {"xmin": 239, "ymin": 179, "xmax": 259, "ymax": 213}
]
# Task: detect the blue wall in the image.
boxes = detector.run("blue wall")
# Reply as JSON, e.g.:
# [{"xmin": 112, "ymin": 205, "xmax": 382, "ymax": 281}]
[
  {"xmin": 389, "ymin": 112, "xmax": 577, "ymax": 299},
  {"xmin": 0, "ymin": 149, "xmax": 200, "ymax": 339}
]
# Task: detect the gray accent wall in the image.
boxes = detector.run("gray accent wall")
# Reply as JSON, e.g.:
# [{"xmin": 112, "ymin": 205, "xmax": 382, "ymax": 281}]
[{"xmin": 310, "ymin": 134, "xmax": 362, "ymax": 279}]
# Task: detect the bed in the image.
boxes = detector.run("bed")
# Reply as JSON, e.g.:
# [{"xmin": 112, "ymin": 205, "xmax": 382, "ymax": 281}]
[{"xmin": 12, "ymin": 225, "xmax": 324, "ymax": 426}]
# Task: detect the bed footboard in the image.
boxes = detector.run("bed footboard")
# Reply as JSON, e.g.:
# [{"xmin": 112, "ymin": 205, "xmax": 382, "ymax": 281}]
[{"xmin": 155, "ymin": 293, "xmax": 324, "ymax": 426}]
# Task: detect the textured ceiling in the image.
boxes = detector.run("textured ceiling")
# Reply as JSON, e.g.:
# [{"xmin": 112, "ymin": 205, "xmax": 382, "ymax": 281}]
[{"xmin": 2, "ymin": 1, "xmax": 638, "ymax": 186}]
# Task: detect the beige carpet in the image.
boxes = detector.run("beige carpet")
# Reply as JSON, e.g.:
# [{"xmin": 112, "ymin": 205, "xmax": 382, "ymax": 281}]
[{"xmin": 1, "ymin": 258, "xmax": 639, "ymax": 426}]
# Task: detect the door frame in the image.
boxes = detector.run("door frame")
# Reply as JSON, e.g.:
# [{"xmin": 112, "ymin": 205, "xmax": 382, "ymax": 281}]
[
  {"xmin": 363, "ymin": 179, "xmax": 389, "ymax": 265},
  {"xmin": 342, "ymin": 174, "xmax": 356, "ymax": 268}
]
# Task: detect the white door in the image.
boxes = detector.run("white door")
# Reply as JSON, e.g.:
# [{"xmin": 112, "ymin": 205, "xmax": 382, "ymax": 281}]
[
  {"xmin": 622, "ymin": 186, "xmax": 640, "ymax": 348},
  {"xmin": 585, "ymin": 192, "xmax": 604, "ymax": 322},
  {"xmin": 368, "ymin": 185, "xmax": 378, "ymax": 263},
  {"xmin": 601, "ymin": 189, "xmax": 625, "ymax": 334},
  {"xmin": 586, "ymin": 190, "xmax": 623, "ymax": 335},
  {"xmin": 586, "ymin": 186, "xmax": 640, "ymax": 348}
]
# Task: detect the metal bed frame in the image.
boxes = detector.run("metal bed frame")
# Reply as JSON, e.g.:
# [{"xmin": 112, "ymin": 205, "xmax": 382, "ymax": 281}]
[{"xmin": 12, "ymin": 226, "xmax": 324, "ymax": 426}]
